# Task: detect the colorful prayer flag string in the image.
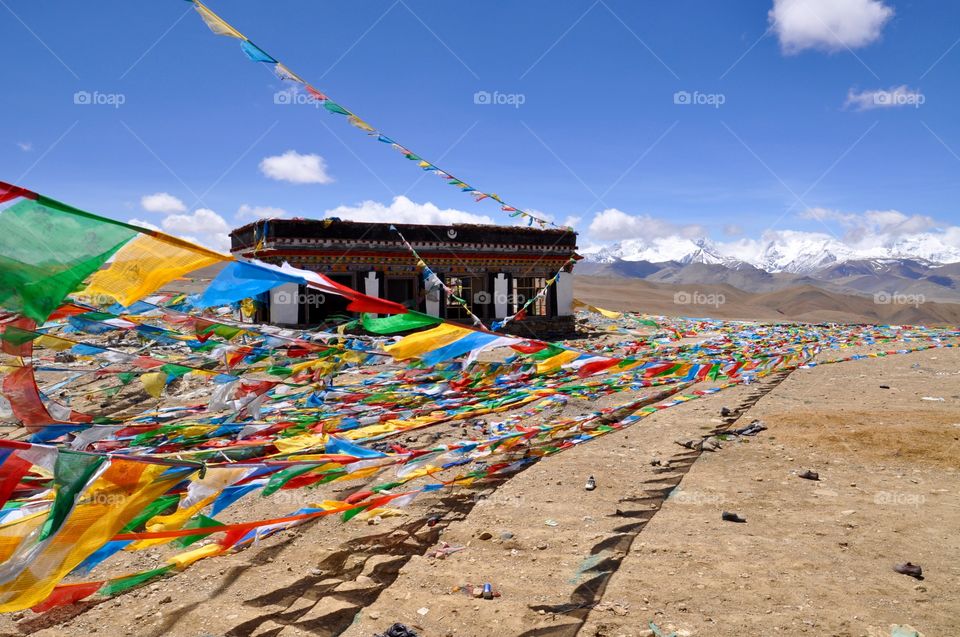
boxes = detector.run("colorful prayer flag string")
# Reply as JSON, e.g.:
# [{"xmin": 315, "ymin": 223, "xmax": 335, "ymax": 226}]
[{"xmin": 184, "ymin": 1, "xmax": 570, "ymax": 232}]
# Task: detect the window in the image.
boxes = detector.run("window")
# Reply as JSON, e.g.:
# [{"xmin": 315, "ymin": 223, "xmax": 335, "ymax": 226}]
[
  {"xmin": 513, "ymin": 276, "xmax": 547, "ymax": 316},
  {"xmin": 445, "ymin": 276, "xmax": 473, "ymax": 320}
]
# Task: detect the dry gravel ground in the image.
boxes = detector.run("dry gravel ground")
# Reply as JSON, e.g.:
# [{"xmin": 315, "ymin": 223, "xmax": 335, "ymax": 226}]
[{"xmin": 2, "ymin": 343, "xmax": 958, "ymax": 637}]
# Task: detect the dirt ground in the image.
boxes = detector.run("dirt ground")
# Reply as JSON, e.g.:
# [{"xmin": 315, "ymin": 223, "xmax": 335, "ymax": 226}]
[{"xmin": 2, "ymin": 342, "xmax": 958, "ymax": 637}]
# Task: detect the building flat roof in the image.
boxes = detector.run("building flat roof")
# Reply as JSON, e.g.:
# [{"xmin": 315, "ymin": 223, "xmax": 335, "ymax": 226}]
[{"xmin": 231, "ymin": 218, "xmax": 578, "ymax": 251}]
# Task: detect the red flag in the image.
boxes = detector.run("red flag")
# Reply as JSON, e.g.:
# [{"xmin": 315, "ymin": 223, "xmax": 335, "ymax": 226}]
[
  {"xmin": 0, "ymin": 181, "xmax": 38, "ymax": 204},
  {"xmin": 511, "ymin": 341, "xmax": 547, "ymax": 354},
  {"xmin": 0, "ymin": 453, "xmax": 33, "ymax": 508},
  {"xmin": 1, "ymin": 366, "xmax": 56, "ymax": 429},
  {"xmin": 576, "ymin": 359, "xmax": 619, "ymax": 378},
  {"xmin": 30, "ymin": 581, "xmax": 104, "ymax": 613}
]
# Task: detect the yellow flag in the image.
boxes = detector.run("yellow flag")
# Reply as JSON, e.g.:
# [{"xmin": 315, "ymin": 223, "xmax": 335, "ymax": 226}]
[
  {"xmin": 573, "ymin": 299, "xmax": 621, "ymax": 319},
  {"xmin": 167, "ymin": 544, "xmax": 224, "ymax": 569},
  {"xmin": 273, "ymin": 433, "xmax": 326, "ymax": 454},
  {"xmin": 536, "ymin": 349, "xmax": 582, "ymax": 374},
  {"xmin": 348, "ymin": 116, "xmax": 375, "ymax": 132},
  {"xmin": 36, "ymin": 335, "xmax": 74, "ymax": 351},
  {"xmin": 384, "ymin": 323, "xmax": 473, "ymax": 360},
  {"xmin": 140, "ymin": 372, "xmax": 166, "ymax": 399},
  {"xmin": 194, "ymin": 1, "xmax": 244, "ymax": 38},
  {"xmin": 83, "ymin": 234, "xmax": 226, "ymax": 307}
]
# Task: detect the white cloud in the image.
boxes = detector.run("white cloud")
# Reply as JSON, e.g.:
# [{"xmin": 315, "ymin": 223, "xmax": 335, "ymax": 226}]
[
  {"xmin": 844, "ymin": 85, "xmax": 925, "ymax": 110},
  {"xmin": 801, "ymin": 207, "xmax": 937, "ymax": 240},
  {"xmin": 587, "ymin": 208, "xmax": 705, "ymax": 241},
  {"xmin": 259, "ymin": 150, "xmax": 333, "ymax": 184},
  {"xmin": 160, "ymin": 208, "xmax": 231, "ymax": 252},
  {"xmin": 236, "ymin": 204, "xmax": 289, "ymax": 221},
  {"xmin": 325, "ymin": 195, "xmax": 493, "ymax": 225},
  {"xmin": 141, "ymin": 192, "xmax": 187, "ymax": 214},
  {"xmin": 723, "ymin": 223, "xmax": 744, "ymax": 237},
  {"xmin": 16, "ymin": 142, "xmax": 32, "ymax": 152},
  {"xmin": 769, "ymin": 0, "xmax": 894, "ymax": 54},
  {"xmin": 128, "ymin": 218, "xmax": 161, "ymax": 232}
]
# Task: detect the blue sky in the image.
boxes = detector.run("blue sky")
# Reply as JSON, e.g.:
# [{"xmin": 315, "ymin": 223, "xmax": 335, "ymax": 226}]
[{"xmin": 2, "ymin": 0, "xmax": 960, "ymax": 255}]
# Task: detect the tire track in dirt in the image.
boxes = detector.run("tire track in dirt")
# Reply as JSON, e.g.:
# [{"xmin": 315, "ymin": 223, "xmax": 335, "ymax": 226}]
[{"xmin": 516, "ymin": 368, "xmax": 797, "ymax": 637}]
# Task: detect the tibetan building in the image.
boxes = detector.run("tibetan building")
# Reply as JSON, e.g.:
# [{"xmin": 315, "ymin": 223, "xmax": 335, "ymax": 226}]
[{"xmin": 230, "ymin": 219, "xmax": 579, "ymax": 336}]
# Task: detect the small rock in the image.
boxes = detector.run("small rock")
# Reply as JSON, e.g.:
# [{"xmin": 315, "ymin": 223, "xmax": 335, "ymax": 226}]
[{"xmin": 477, "ymin": 531, "xmax": 493, "ymax": 541}]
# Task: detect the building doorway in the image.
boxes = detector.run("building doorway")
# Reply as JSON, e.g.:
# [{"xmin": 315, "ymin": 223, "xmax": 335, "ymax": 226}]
[{"xmin": 385, "ymin": 277, "xmax": 417, "ymax": 309}]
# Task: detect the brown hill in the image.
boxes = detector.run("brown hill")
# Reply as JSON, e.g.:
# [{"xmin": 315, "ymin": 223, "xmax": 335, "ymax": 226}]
[{"xmin": 573, "ymin": 275, "xmax": 960, "ymax": 325}]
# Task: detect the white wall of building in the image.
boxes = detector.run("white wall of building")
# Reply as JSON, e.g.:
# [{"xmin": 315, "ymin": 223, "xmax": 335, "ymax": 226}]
[
  {"xmin": 493, "ymin": 273, "xmax": 509, "ymax": 318},
  {"xmin": 363, "ymin": 272, "xmax": 379, "ymax": 297},
  {"xmin": 363, "ymin": 272, "xmax": 380, "ymax": 318},
  {"xmin": 425, "ymin": 287, "xmax": 441, "ymax": 317},
  {"xmin": 556, "ymin": 271, "xmax": 574, "ymax": 316},
  {"xmin": 269, "ymin": 283, "xmax": 300, "ymax": 325}
]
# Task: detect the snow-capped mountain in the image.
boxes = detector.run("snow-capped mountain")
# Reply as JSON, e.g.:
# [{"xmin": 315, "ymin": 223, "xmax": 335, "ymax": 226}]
[
  {"xmin": 580, "ymin": 237, "xmax": 744, "ymax": 268},
  {"xmin": 752, "ymin": 234, "xmax": 858, "ymax": 273},
  {"xmin": 882, "ymin": 234, "xmax": 960, "ymax": 264},
  {"xmin": 581, "ymin": 233, "xmax": 960, "ymax": 274}
]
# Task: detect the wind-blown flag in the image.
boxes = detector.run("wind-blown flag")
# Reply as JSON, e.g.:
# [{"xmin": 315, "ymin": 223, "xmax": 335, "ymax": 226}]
[
  {"xmin": 384, "ymin": 323, "xmax": 475, "ymax": 361},
  {"xmin": 361, "ymin": 311, "xmax": 441, "ymax": 334},
  {"xmin": 195, "ymin": 260, "xmax": 301, "ymax": 308},
  {"xmin": 0, "ymin": 455, "xmax": 192, "ymax": 612},
  {"xmin": 83, "ymin": 234, "xmax": 227, "ymax": 307},
  {"xmin": 0, "ymin": 199, "xmax": 136, "ymax": 323}
]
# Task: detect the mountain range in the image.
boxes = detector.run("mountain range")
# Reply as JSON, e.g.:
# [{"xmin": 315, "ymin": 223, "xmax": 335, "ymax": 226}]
[{"xmin": 578, "ymin": 237, "xmax": 960, "ymax": 303}]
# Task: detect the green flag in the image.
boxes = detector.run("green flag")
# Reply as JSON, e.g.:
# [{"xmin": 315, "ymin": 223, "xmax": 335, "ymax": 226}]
[
  {"xmin": 0, "ymin": 199, "xmax": 136, "ymax": 323},
  {"xmin": 40, "ymin": 451, "xmax": 108, "ymax": 540},
  {"xmin": 361, "ymin": 311, "xmax": 441, "ymax": 334},
  {"xmin": 97, "ymin": 565, "xmax": 175, "ymax": 597}
]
